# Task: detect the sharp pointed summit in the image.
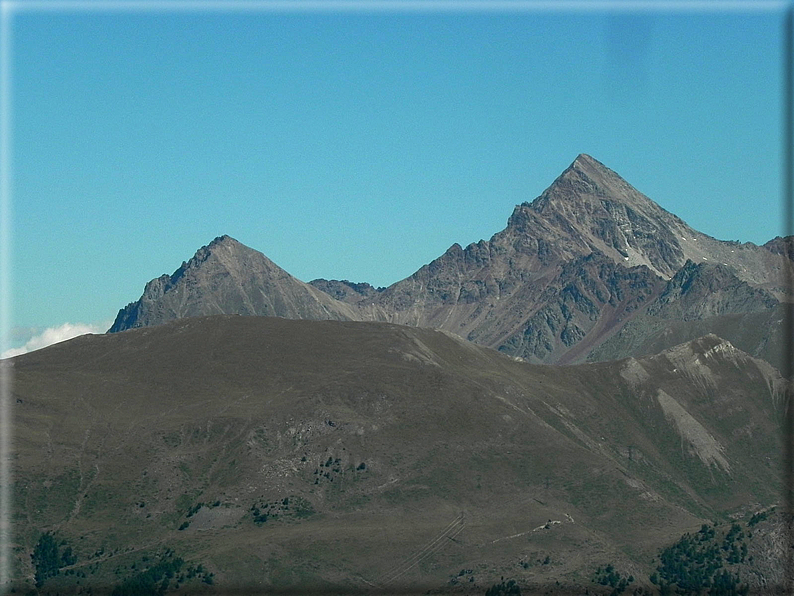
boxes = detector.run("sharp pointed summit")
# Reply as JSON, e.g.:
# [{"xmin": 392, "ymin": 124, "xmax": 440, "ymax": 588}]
[
  {"xmin": 534, "ymin": 153, "xmax": 642, "ymax": 205},
  {"xmin": 511, "ymin": 154, "xmax": 694, "ymax": 278},
  {"xmin": 555, "ymin": 152, "xmax": 627, "ymax": 193},
  {"xmin": 204, "ymin": 234, "xmax": 239, "ymax": 250}
]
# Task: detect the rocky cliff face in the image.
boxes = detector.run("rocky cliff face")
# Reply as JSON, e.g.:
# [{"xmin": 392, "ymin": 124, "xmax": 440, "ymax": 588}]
[
  {"xmin": 109, "ymin": 155, "xmax": 791, "ymax": 369},
  {"xmin": 765, "ymin": 235, "xmax": 794, "ymax": 261},
  {"xmin": 586, "ymin": 260, "xmax": 785, "ymax": 370},
  {"xmin": 649, "ymin": 260, "xmax": 779, "ymax": 321},
  {"xmin": 307, "ymin": 279, "xmax": 383, "ymax": 305},
  {"xmin": 510, "ymin": 153, "xmax": 692, "ymax": 277}
]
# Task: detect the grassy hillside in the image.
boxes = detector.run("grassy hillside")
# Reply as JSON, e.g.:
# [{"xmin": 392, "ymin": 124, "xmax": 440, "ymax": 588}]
[{"xmin": 9, "ymin": 316, "xmax": 787, "ymax": 594}]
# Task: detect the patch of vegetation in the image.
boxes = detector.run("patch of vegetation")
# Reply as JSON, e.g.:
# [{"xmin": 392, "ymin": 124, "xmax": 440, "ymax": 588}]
[
  {"xmin": 61, "ymin": 546, "xmax": 77, "ymax": 566},
  {"xmin": 111, "ymin": 551, "xmax": 184, "ymax": 596},
  {"xmin": 31, "ymin": 532, "xmax": 78, "ymax": 588},
  {"xmin": 32, "ymin": 533, "xmax": 59, "ymax": 587},
  {"xmin": 250, "ymin": 495, "xmax": 315, "ymax": 524},
  {"xmin": 177, "ymin": 498, "xmax": 223, "ymax": 526},
  {"xmin": 747, "ymin": 508, "xmax": 773, "ymax": 527},
  {"xmin": 161, "ymin": 431, "xmax": 182, "ymax": 447},
  {"xmin": 593, "ymin": 563, "xmax": 634, "ymax": 595},
  {"xmin": 449, "ymin": 568, "xmax": 476, "ymax": 585},
  {"xmin": 186, "ymin": 501, "xmax": 204, "ymax": 517},
  {"xmin": 485, "ymin": 578, "xmax": 521, "ymax": 595},
  {"xmin": 292, "ymin": 496, "xmax": 315, "ymax": 518},
  {"xmin": 650, "ymin": 523, "xmax": 749, "ymax": 595},
  {"xmin": 175, "ymin": 492, "xmax": 194, "ymax": 512},
  {"xmin": 518, "ymin": 554, "xmax": 551, "ymax": 570},
  {"xmin": 312, "ymin": 455, "xmax": 360, "ymax": 485},
  {"xmin": 722, "ymin": 524, "xmax": 747, "ymax": 565}
]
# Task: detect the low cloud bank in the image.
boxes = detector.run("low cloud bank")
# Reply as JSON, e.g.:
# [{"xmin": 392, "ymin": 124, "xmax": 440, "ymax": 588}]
[{"xmin": 2, "ymin": 322, "xmax": 109, "ymax": 358}]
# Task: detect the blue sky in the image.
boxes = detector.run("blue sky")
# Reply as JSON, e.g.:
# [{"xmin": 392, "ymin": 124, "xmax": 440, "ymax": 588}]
[{"xmin": 2, "ymin": 1, "xmax": 788, "ymax": 352}]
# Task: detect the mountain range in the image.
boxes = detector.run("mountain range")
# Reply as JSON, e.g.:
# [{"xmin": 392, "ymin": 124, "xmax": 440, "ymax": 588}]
[{"xmin": 108, "ymin": 154, "xmax": 793, "ymax": 372}]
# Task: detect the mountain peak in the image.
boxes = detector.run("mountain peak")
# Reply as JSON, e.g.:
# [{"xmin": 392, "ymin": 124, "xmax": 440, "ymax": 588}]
[
  {"xmin": 108, "ymin": 157, "xmax": 789, "ymax": 368},
  {"xmin": 204, "ymin": 234, "xmax": 247, "ymax": 253},
  {"xmin": 108, "ymin": 235, "xmax": 359, "ymax": 333},
  {"xmin": 208, "ymin": 234, "xmax": 236, "ymax": 246},
  {"xmin": 183, "ymin": 235, "xmax": 251, "ymax": 270},
  {"xmin": 571, "ymin": 152, "xmax": 600, "ymax": 168},
  {"xmin": 501, "ymin": 154, "xmax": 706, "ymax": 279},
  {"xmin": 544, "ymin": 153, "xmax": 634, "ymax": 203}
]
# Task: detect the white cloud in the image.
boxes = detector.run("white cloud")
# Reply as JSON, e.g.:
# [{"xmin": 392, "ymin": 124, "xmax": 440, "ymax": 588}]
[{"xmin": 2, "ymin": 322, "xmax": 110, "ymax": 358}]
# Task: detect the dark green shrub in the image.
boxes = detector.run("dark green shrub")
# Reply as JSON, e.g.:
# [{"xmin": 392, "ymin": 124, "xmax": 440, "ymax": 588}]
[
  {"xmin": 31, "ymin": 533, "xmax": 60, "ymax": 587},
  {"xmin": 485, "ymin": 578, "xmax": 521, "ymax": 595}
]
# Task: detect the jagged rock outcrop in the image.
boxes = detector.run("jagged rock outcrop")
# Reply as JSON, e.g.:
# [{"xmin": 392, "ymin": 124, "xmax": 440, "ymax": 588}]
[
  {"xmin": 307, "ymin": 279, "xmax": 383, "ymax": 305},
  {"xmin": 764, "ymin": 235, "xmax": 794, "ymax": 261},
  {"xmin": 649, "ymin": 260, "xmax": 779, "ymax": 321},
  {"xmin": 585, "ymin": 260, "xmax": 784, "ymax": 369}
]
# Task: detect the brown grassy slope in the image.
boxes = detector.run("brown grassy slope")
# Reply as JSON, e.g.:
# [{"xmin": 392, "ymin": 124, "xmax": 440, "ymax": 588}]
[{"xmin": 10, "ymin": 316, "xmax": 786, "ymax": 594}]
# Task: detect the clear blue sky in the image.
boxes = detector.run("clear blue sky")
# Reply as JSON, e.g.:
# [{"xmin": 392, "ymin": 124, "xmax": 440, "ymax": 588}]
[{"xmin": 3, "ymin": 1, "xmax": 788, "ymax": 349}]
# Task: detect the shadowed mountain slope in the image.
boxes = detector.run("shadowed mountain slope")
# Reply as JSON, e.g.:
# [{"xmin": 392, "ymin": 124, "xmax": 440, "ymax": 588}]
[
  {"xmin": 765, "ymin": 235, "xmax": 794, "ymax": 262},
  {"xmin": 647, "ymin": 260, "xmax": 778, "ymax": 321},
  {"xmin": 587, "ymin": 262, "xmax": 787, "ymax": 370},
  {"xmin": 588, "ymin": 304, "xmax": 789, "ymax": 374},
  {"xmin": 11, "ymin": 316, "xmax": 788, "ymax": 594}
]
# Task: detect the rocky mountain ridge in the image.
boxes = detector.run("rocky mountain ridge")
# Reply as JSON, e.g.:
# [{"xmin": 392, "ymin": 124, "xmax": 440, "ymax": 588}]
[{"xmin": 109, "ymin": 154, "xmax": 792, "ymax": 367}]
